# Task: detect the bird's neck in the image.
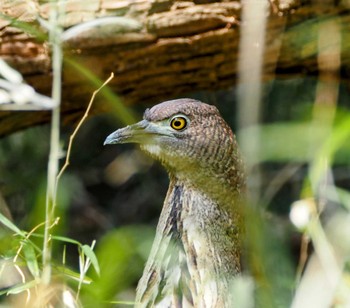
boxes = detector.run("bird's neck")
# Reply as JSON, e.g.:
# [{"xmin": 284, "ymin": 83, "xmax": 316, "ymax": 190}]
[
  {"xmin": 161, "ymin": 178, "xmax": 241, "ymax": 305},
  {"xmin": 163, "ymin": 177, "xmax": 242, "ymax": 260},
  {"xmin": 136, "ymin": 177, "xmax": 242, "ymax": 306},
  {"xmin": 167, "ymin": 166, "xmax": 243, "ymax": 213}
]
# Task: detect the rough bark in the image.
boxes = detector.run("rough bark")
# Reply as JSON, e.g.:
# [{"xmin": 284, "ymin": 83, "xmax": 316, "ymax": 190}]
[{"xmin": 0, "ymin": 0, "xmax": 349, "ymax": 136}]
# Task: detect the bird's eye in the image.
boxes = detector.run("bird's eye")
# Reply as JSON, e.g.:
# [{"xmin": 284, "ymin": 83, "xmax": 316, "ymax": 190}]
[{"xmin": 170, "ymin": 116, "xmax": 187, "ymax": 131}]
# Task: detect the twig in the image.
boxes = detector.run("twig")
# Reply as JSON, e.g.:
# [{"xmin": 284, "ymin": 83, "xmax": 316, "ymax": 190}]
[{"xmin": 55, "ymin": 72, "xmax": 114, "ymax": 186}]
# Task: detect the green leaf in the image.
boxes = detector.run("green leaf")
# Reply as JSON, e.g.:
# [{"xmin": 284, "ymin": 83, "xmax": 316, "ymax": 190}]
[
  {"xmin": 82, "ymin": 244, "xmax": 100, "ymax": 276},
  {"xmin": 30, "ymin": 233, "xmax": 82, "ymax": 245},
  {"xmin": 51, "ymin": 235, "xmax": 82, "ymax": 245},
  {"xmin": 0, "ymin": 212, "xmax": 26, "ymax": 237},
  {"xmin": 310, "ymin": 115, "xmax": 350, "ymax": 184},
  {"xmin": 4, "ymin": 279, "xmax": 38, "ymax": 295},
  {"xmin": 55, "ymin": 265, "xmax": 92, "ymax": 284},
  {"xmin": 22, "ymin": 243, "xmax": 40, "ymax": 278}
]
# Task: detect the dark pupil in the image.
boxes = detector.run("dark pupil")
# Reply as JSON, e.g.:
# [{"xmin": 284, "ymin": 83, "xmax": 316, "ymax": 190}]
[{"xmin": 174, "ymin": 120, "xmax": 182, "ymax": 127}]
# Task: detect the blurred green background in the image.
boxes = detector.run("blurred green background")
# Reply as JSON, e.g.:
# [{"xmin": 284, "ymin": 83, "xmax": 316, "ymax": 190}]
[{"xmin": 1, "ymin": 77, "xmax": 350, "ymax": 306}]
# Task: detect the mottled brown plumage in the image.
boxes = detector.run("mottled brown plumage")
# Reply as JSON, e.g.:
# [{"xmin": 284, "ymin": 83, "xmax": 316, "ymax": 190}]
[{"xmin": 104, "ymin": 98, "xmax": 245, "ymax": 307}]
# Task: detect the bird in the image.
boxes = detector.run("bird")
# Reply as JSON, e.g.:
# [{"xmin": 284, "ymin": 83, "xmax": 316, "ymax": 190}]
[{"xmin": 104, "ymin": 98, "xmax": 245, "ymax": 307}]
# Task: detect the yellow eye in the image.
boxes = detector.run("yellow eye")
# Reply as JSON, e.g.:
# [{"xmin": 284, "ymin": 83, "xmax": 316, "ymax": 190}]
[{"xmin": 170, "ymin": 116, "xmax": 187, "ymax": 131}]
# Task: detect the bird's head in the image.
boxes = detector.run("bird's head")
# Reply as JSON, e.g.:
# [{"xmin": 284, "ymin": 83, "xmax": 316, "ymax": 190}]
[{"xmin": 105, "ymin": 98, "xmax": 244, "ymax": 189}]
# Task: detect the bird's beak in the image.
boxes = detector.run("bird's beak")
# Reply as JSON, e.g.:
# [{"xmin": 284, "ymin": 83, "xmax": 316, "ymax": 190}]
[{"xmin": 104, "ymin": 119, "xmax": 169, "ymax": 145}]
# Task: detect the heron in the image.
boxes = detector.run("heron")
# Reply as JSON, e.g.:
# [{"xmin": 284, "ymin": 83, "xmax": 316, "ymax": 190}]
[{"xmin": 104, "ymin": 98, "xmax": 245, "ymax": 307}]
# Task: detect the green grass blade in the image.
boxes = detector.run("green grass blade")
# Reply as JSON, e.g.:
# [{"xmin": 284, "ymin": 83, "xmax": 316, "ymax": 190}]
[
  {"xmin": 3, "ymin": 279, "xmax": 38, "ymax": 295},
  {"xmin": 82, "ymin": 244, "xmax": 100, "ymax": 276},
  {"xmin": 0, "ymin": 212, "xmax": 26, "ymax": 237},
  {"xmin": 23, "ymin": 243, "xmax": 40, "ymax": 278}
]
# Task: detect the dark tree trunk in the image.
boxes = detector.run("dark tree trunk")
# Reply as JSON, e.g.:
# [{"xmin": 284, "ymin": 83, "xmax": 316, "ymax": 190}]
[{"xmin": 0, "ymin": 0, "xmax": 349, "ymax": 136}]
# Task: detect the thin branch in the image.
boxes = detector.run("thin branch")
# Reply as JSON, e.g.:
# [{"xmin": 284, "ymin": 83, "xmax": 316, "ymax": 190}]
[{"xmin": 55, "ymin": 72, "xmax": 114, "ymax": 185}]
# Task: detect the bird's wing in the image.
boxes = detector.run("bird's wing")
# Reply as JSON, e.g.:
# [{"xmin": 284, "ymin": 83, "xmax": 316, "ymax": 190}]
[{"xmin": 136, "ymin": 235, "xmax": 194, "ymax": 307}]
